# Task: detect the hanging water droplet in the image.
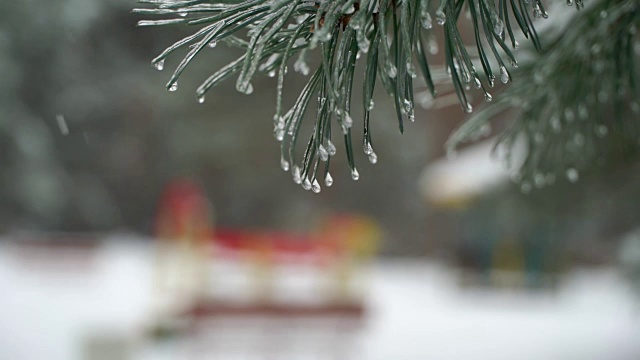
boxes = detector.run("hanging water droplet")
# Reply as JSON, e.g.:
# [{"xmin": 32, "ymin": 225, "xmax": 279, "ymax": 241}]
[
  {"xmin": 168, "ymin": 82, "xmax": 178, "ymax": 92},
  {"xmin": 292, "ymin": 166, "xmax": 302, "ymax": 184},
  {"xmin": 356, "ymin": 50, "xmax": 362, "ymax": 60},
  {"xmin": 534, "ymin": 173, "xmax": 546, "ymax": 188},
  {"xmin": 533, "ymin": 3, "xmax": 542, "ymax": 18},
  {"xmin": 178, "ymin": 12, "xmax": 187, "ymax": 17},
  {"xmin": 435, "ymin": 10, "xmax": 446, "ymax": 25},
  {"xmin": 302, "ymin": 178, "xmax": 312, "ymax": 190},
  {"xmin": 319, "ymin": 144, "xmax": 329, "ymax": 161},
  {"xmin": 484, "ymin": 92, "xmax": 493, "ymax": 102},
  {"xmin": 596, "ymin": 125, "xmax": 608, "ymax": 137},
  {"xmin": 363, "ymin": 141, "xmax": 373, "ymax": 155},
  {"xmin": 513, "ymin": 40, "xmax": 520, "ymax": 49},
  {"xmin": 280, "ymin": 157, "xmax": 290, "ymax": 171},
  {"xmin": 493, "ymin": 19, "xmax": 504, "ymax": 37},
  {"xmin": 387, "ymin": 64, "xmax": 397, "ymax": 78},
  {"xmin": 311, "ymin": 179, "xmax": 321, "ymax": 193},
  {"xmin": 367, "ymin": 99, "xmax": 375, "ymax": 111},
  {"xmin": 511, "ymin": 60, "xmax": 519, "ymax": 68},
  {"xmin": 368, "ymin": 152, "xmax": 378, "ymax": 164},
  {"xmin": 327, "ymin": 140, "xmax": 337, "ymax": 156},
  {"xmin": 551, "ymin": 116, "xmax": 562, "ymax": 132},
  {"xmin": 428, "ymin": 36, "xmax": 439, "ymax": 55},
  {"xmin": 275, "ymin": 129, "xmax": 285, "ymax": 142},
  {"xmin": 153, "ymin": 59, "xmax": 165, "ymax": 71},
  {"xmin": 351, "ymin": 168, "xmax": 360, "ymax": 181},
  {"xmin": 564, "ymin": 108, "xmax": 575, "ymax": 122},
  {"xmin": 343, "ymin": 113, "xmax": 353, "ymax": 128},
  {"xmin": 566, "ymin": 168, "xmax": 579, "ymax": 183},
  {"xmin": 600, "ymin": 10, "xmax": 608, "ymax": 18},
  {"xmin": 421, "ymin": 13, "xmax": 433, "ymax": 29},
  {"xmin": 567, "ymin": 0, "xmax": 573, "ymax": 6},
  {"xmin": 208, "ymin": 40, "xmax": 218, "ymax": 48},
  {"xmin": 268, "ymin": 70, "xmax": 276, "ymax": 78},
  {"xmin": 473, "ymin": 76, "xmax": 482, "ymax": 89},
  {"xmin": 500, "ymin": 66, "xmax": 509, "ymax": 84},
  {"xmin": 325, "ymin": 172, "xmax": 334, "ymax": 187},
  {"xmin": 465, "ymin": 102, "xmax": 473, "ymax": 113},
  {"xmin": 198, "ymin": 94, "xmax": 205, "ymax": 104}
]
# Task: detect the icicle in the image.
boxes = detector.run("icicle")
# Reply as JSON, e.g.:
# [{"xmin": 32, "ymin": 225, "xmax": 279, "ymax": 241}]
[
  {"xmin": 292, "ymin": 166, "xmax": 302, "ymax": 184},
  {"xmin": 325, "ymin": 172, "xmax": 334, "ymax": 187},
  {"xmin": 280, "ymin": 157, "xmax": 290, "ymax": 171},
  {"xmin": 312, "ymin": 179, "xmax": 321, "ymax": 193},
  {"xmin": 351, "ymin": 168, "xmax": 360, "ymax": 181},
  {"xmin": 153, "ymin": 59, "xmax": 165, "ymax": 71}
]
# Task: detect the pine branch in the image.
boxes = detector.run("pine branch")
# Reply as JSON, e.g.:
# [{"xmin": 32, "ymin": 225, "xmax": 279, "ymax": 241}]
[
  {"xmin": 135, "ymin": 0, "xmax": 573, "ymax": 191},
  {"xmin": 447, "ymin": 0, "xmax": 640, "ymax": 191}
]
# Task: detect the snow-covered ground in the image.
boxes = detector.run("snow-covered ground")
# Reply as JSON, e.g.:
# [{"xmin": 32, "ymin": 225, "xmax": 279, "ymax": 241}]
[{"xmin": 0, "ymin": 236, "xmax": 639, "ymax": 360}]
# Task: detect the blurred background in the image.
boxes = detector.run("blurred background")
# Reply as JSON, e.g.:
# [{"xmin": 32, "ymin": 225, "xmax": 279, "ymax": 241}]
[{"xmin": 1, "ymin": 1, "xmax": 640, "ymax": 360}]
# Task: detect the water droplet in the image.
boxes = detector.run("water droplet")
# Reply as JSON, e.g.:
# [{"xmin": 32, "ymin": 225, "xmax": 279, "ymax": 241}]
[
  {"xmin": 596, "ymin": 125, "xmax": 608, "ymax": 137},
  {"xmin": 428, "ymin": 36, "xmax": 439, "ymax": 55},
  {"xmin": 493, "ymin": 19, "xmax": 504, "ymax": 37},
  {"xmin": 168, "ymin": 82, "xmax": 178, "ymax": 92},
  {"xmin": 311, "ymin": 179, "xmax": 321, "ymax": 193},
  {"xmin": 343, "ymin": 113, "xmax": 353, "ymax": 128},
  {"xmin": 500, "ymin": 66, "xmax": 509, "ymax": 83},
  {"xmin": 368, "ymin": 152, "xmax": 378, "ymax": 164},
  {"xmin": 325, "ymin": 173, "xmax": 334, "ymax": 187},
  {"xmin": 484, "ymin": 92, "xmax": 493, "ymax": 102},
  {"xmin": 551, "ymin": 116, "xmax": 562, "ymax": 132},
  {"xmin": 179, "ymin": 12, "xmax": 187, "ymax": 17},
  {"xmin": 564, "ymin": 108, "xmax": 575, "ymax": 122},
  {"xmin": 302, "ymin": 178, "xmax": 312, "ymax": 190},
  {"xmin": 272, "ymin": 155, "xmax": 287, "ymax": 173},
  {"xmin": 198, "ymin": 95, "xmax": 205, "ymax": 104},
  {"xmin": 435, "ymin": 10, "xmax": 446, "ymax": 25},
  {"xmin": 387, "ymin": 64, "xmax": 397, "ymax": 78},
  {"xmin": 465, "ymin": 102, "xmax": 473, "ymax": 113},
  {"xmin": 511, "ymin": 60, "xmax": 519, "ymax": 68},
  {"xmin": 56, "ymin": 114, "xmax": 69, "ymax": 135},
  {"xmin": 367, "ymin": 100, "xmax": 375, "ymax": 111},
  {"xmin": 567, "ymin": 0, "xmax": 573, "ymax": 6},
  {"xmin": 153, "ymin": 59, "xmax": 165, "ymax": 71},
  {"xmin": 513, "ymin": 40, "xmax": 520, "ymax": 49},
  {"xmin": 327, "ymin": 140, "xmax": 337, "ymax": 156},
  {"xmin": 208, "ymin": 40, "xmax": 217, "ymax": 48},
  {"xmin": 275, "ymin": 129, "xmax": 285, "ymax": 142},
  {"xmin": 533, "ymin": 3, "xmax": 541, "ymax": 18},
  {"xmin": 363, "ymin": 142, "xmax": 373, "ymax": 155},
  {"xmin": 268, "ymin": 70, "xmax": 276, "ymax": 78},
  {"xmin": 566, "ymin": 168, "xmax": 579, "ymax": 183},
  {"xmin": 534, "ymin": 173, "xmax": 546, "ymax": 188},
  {"xmin": 319, "ymin": 144, "xmax": 329, "ymax": 161},
  {"xmin": 474, "ymin": 76, "xmax": 482, "ymax": 89},
  {"xmin": 244, "ymin": 83, "xmax": 254, "ymax": 95},
  {"xmin": 421, "ymin": 13, "xmax": 433, "ymax": 29},
  {"xmin": 292, "ymin": 166, "xmax": 302, "ymax": 184},
  {"xmin": 600, "ymin": 10, "xmax": 608, "ymax": 18},
  {"xmin": 351, "ymin": 168, "xmax": 360, "ymax": 181}
]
